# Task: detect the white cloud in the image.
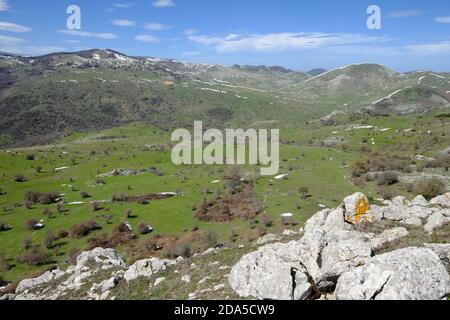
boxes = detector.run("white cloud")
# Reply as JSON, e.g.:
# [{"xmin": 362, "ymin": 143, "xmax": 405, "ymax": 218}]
[
  {"xmin": 435, "ymin": 16, "xmax": 450, "ymax": 23},
  {"xmin": 0, "ymin": 21, "xmax": 32, "ymax": 33},
  {"xmin": 0, "ymin": 0, "xmax": 9, "ymax": 11},
  {"xmin": 184, "ymin": 28, "xmax": 199, "ymax": 36},
  {"xmin": 0, "ymin": 45, "xmax": 65, "ymax": 56},
  {"xmin": 0, "ymin": 34, "xmax": 26, "ymax": 46},
  {"xmin": 144, "ymin": 22, "xmax": 171, "ymax": 30},
  {"xmin": 153, "ymin": 0, "xmax": 175, "ymax": 8},
  {"xmin": 405, "ymin": 42, "xmax": 450, "ymax": 55},
  {"xmin": 112, "ymin": 19, "xmax": 136, "ymax": 27},
  {"xmin": 388, "ymin": 10, "xmax": 423, "ymax": 18},
  {"xmin": 134, "ymin": 35, "xmax": 160, "ymax": 43},
  {"xmin": 58, "ymin": 29, "xmax": 118, "ymax": 40},
  {"xmin": 64, "ymin": 39, "xmax": 82, "ymax": 44},
  {"xmin": 27, "ymin": 46, "xmax": 65, "ymax": 55},
  {"xmin": 113, "ymin": 3, "xmax": 134, "ymax": 8},
  {"xmin": 182, "ymin": 51, "xmax": 201, "ymax": 56},
  {"xmin": 187, "ymin": 32, "xmax": 388, "ymax": 53},
  {"xmin": 330, "ymin": 45, "xmax": 403, "ymax": 56}
]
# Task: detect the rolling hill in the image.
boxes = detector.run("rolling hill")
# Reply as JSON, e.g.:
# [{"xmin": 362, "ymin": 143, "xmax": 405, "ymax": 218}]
[{"xmin": 0, "ymin": 49, "xmax": 449, "ymax": 146}]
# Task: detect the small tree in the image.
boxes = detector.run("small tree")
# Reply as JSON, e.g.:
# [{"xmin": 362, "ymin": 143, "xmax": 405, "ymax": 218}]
[
  {"xmin": 42, "ymin": 207, "xmax": 54, "ymax": 219},
  {"xmin": 14, "ymin": 173, "xmax": 26, "ymax": 182},
  {"xmin": 202, "ymin": 230, "xmax": 219, "ymax": 248},
  {"xmin": 56, "ymin": 203, "xmax": 65, "ymax": 214},
  {"xmin": 260, "ymin": 214, "xmax": 273, "ymax": 227},
  {"xmin": 80, "ymin": 191, "xmax": 91, "ymax": 199},
  {"xmin": 18, "ymin": 246, "xmax": 52, "ymax": 266},
  {"xmin": 124, "ymin": 209, "xmax": 133, "ymax": 219},
  {"xmin": 91, "ymin": 201, "xmax": 102, "ymax": 212},
  {"xmin": 22, "ymin": 237, "xmax": 33, "ymax": 250},
  {"xmin": 44, "ymin": 231, "xmax": 58, "ymax": 249}
]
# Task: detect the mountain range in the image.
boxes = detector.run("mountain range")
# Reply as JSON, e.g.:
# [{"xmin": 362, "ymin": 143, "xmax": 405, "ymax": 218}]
[{"xmin": 0, "ymin": 49, "xmax": 449, "ymax": 146}]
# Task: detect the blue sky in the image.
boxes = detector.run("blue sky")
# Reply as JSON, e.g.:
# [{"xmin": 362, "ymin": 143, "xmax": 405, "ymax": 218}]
[{"xmin": 1, "ymin": 0, "xmax": 450, "ymax": 71}]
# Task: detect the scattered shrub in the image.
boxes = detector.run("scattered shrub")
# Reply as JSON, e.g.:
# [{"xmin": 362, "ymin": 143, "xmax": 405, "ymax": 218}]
[
  {"xmin": 91, "ymin": 201, "xmax": 102, "ymax": 212},
  {"xmin": 80, "ymin": 191, "xmax": 91, "ymax": 199},
  {"xmin": 426, "ymin": 155, "xmax": 450, "ymax": 171},
  {"xmin": 69, "ymin": 221, "xmax": 101, "ymax": 238},
  {"xmin": 124, "ymin": 209, "xmax": 134, "ymax": 219},
  {"xmin": 0, "ymin": 275, "xmax": 7, "ymax": 287},
  {"xmin": 44, "ymin": 232, "xmax": 58, "ymax": 249},
  {"xmin": 377, "ymin": 187, "xmax": 396, "ymax": 200},
  {"xmin": 68, "ymin": 248, "xmax": 81, "ymax": 265},
  {"xmin": 24, "ymin": 200, "xmax": 33, "ymax": 210},
  {"xmin": 22, "ymin": 237, "xmax": 32, "ymax": 250},
  {"xmin": 350, "ymin": 162, "xmax": 368, "ymax": 178},
  {"xmin": 136, "ymin": 197, "xmax": 149, "ymax": 205},
  {"xmin": 57, "ymin": 230, "xmax": 69, "ymax": 239},
  {"xmin": 56, "ymin": 203, "xmax": 65, "ymax": 213},
  {"xmin": 224, "ymin": 166, "xmax": 243, "ymax": 194},
  {"xmin": 26, "ymin": 154, "xmax": 35, "ymax": 160},
  {"xmin": 376, "ymin": 171, "xmax": 399, "ymax": 186},
  {"xmin": 86, "ymin": 223, "xmax": 135, "ymax": 250},
  {"xmin": 42, "ymin": 207, "xmax": 54, "ymax": 219},
  {"xmin": 25, "ymin": 219, "xmax": 39, "ymax": 231},
  {"xmin": 137, "ymin": 222, "xmax": 152, "ymax": 235},
  {"xmin": 260, "ymin": 214, "xmax": 273, "ymax": 227},
  {"xmin": 415, "ymin": 177, "xmax": 447, "ymax": 200},
  {"xmin": 14, "ymin": 174, "xmax": 26, "ymax": 182},
  {"xmin": 161, "ymin": 240, "xmax": 178, "ymax": 259},
  {"xmin": 95, "ymin": 178, "xmax": 106, "ymax": 185},
  {"xmin": 0, "ymin": 221, "xmax": 12, "ymax": 232},
  {"xmin": 24, "ymin": 191, "xmax": 60, "ymax": 205},
  {"xmin": 299, "ymin": 187, "xmax": 311, "ymax": 199},
  {"xmin": 18, "ymin": 247, "xmax": 52, "ymax": 266},
  {"xmin": 177, "ymin": 242, "xmax": 193, "ymax": 258},
  {"xmin": 202, "ymin": 230, "xmax": 219, "ymax": 248},
  {"xmin": 0, "ymin": 254, "xmax": 11, "ymax": 271}
]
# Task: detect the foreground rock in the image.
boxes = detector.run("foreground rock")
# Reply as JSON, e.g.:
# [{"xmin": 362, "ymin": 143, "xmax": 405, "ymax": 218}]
[
  {"xmin": 124, "ymin": 258, "xmax": 175, "ymax": 282},
  {"xmin": 369, "ymin": 194, "xmax": 450, "ymax": 232},
  {"xmin": 229, "ymin": 192, "xmax": 450, "ymax": 300},
  {"xmin": 12, "ymin": 248, "xmax": 176, "ymax": 300},
  {"xmin": 335, "ymin": 247, "xmax": 450, "ymax": 300}
]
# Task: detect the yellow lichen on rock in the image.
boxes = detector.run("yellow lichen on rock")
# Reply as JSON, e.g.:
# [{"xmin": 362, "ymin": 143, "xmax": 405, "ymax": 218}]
[
  {"xmin": 353, "ymin": 196, "xmax": 369, "ymax": 223},
  {"xmin": 343, "ymin": 193, "xmax": 370, "ymax": 224}
]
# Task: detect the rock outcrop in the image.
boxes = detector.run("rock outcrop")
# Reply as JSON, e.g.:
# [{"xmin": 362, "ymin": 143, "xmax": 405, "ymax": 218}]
[
  {"xmin": 4, "ymin": 192, "xmax": 449, "ymax": 301},
  {"xmin": 368, "ymin": 194, "xmax": 450, "ymax": 232},
  {"xmin": 11, "ymin": 248, "xmax": 176, "ymax": 300},
  {"xmin": 229, "ymin": 192, "xmax": 450, "ymax": 300},
  {"xmin": 335, "ymin": 247, "xmax": 449, "ymax": 300}
]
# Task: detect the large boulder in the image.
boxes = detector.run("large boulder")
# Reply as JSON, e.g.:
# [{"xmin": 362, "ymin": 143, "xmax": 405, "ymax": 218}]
[
  {"xmin": 430, "ymin": 193, "xmax": 450, "ymax": 208},
  {"xmin": 229, "ymin": 204, "xmax": 377, "ymax": 298},
  {"xmin": 335, "ymin": 247, "xmax": 450, "ymax": 300},
  {"xmin": 228, "ymin": 241, "xmax": 312, "ymax": 300},
  {"xmin": 424, "ymin": 212, "xmax": 450, "ymax": 234}
]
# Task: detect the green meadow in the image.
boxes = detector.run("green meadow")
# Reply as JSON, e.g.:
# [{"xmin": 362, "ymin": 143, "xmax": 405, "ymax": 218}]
[{"xmin": 0, "ymin": 111, "xmax": 449, "ymax": 282}]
